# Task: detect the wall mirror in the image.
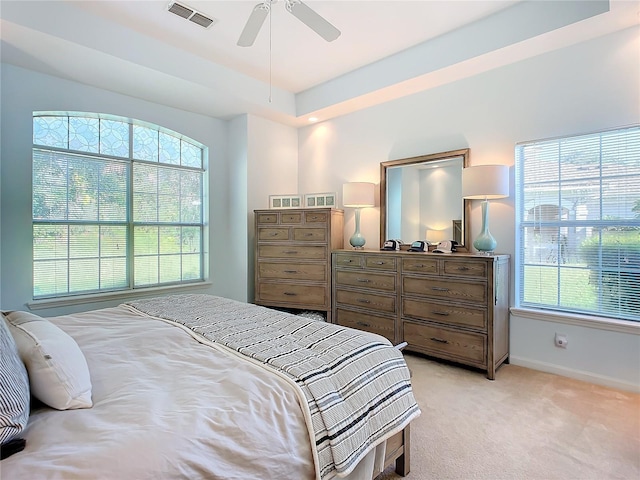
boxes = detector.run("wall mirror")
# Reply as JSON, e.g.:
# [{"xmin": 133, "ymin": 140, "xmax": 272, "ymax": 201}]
[{"xmin": 380, "ymin": 148, "xmax": 470, "ymax": 251}]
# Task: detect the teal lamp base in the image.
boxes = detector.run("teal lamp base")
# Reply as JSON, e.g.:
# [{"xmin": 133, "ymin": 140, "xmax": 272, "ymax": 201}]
[
  {"xmin": 473, "ymin": 200, "xmax": 497, "ymax": 255},
  {"xmin": 349, "ymin": 208, "xmax": 366, "ymax": 249}
]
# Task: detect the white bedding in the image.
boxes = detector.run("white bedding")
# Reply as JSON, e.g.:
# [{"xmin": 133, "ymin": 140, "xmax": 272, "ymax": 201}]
[{"xmin": 1, "ymin": 305, "xmax": 387, "ymax": 480}]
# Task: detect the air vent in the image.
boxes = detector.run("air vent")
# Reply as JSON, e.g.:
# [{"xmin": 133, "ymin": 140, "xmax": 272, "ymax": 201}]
[{"xmin": 167, "ymin": 2, "xmax": 217, "ymax": 29}]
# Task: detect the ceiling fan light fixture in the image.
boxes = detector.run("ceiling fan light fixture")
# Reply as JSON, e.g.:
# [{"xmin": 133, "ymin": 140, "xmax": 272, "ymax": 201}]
[
  {"xmin": 237, "ymin": 2, "xmax": 271, "ymax": 47},
  {"xmin": 237, "ymin": 0, "xmax": 340, "ymax": 47}
]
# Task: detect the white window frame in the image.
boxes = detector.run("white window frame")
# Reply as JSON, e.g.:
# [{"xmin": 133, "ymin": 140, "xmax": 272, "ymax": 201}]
[
  {"xmin": 31, "ymin": 112, "xmax": 208, "ymax": 304},
  {"xmin": 515, "ymin": 125, "xmax": 640, "ymax": 324}
]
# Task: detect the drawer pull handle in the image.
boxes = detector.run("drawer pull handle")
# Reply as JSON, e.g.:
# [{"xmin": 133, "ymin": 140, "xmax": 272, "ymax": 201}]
[
  {"xmin": 269, "ymin": 232, "xmax": 280, "ymax": 237},
  {"xmin": 356, "ymin": 278, "xmax": 371, "ymax": 283},
  {"xmin": 431, "ymin": 287, "xmax": 450, "ymax": 292},
  {"xmin": 305, "ymin": 233, "xmax": 314, "ymax": 237},
  {"xmin": 457, "ymin": 266, "xmax": 470, "ymax": 271},
  {"xmin": 283, "ymin": 250, "xmax": 298, "ymax": 254},
  {"xmin": 414, "ymin": 264, "xmax": 425, "ymax": 268},
  {"xmin": 430, "ymin": 337, "xmax": 449, "ymax": 344},
  {"xmin": 283, "ymin": 292, "xmax": 297, "ymax": 296},
  {"xmin": 357, "ymin": 299, "xmax": 371, "ymax": 304},
  {"xmin": 432, "ymin": 311, "xmax": 450, "ymax": 316},
  {"xmin": 283, "ymin": 270, "xmax": 298, "ymax": 274},
  {"xmin": 375, "ymin": 261, "xmax": 385, "ymax": 265},
  {"xmin": 356, "ymin": 321, "xmax": 371, "ymax": 327}
]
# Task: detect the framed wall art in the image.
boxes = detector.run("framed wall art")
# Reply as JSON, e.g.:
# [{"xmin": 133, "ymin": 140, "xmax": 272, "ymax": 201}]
[
  {"xmin": 304, "ymin": 192, "xmax": 337, "ymax": 208},
  {"xmin": 269, "ymin": 194, "xmax": 302, "ymax": 209}
]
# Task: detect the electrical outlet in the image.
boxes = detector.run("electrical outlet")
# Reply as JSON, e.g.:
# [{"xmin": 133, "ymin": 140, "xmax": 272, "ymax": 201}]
[{"xmin": 555, "ymin": 333, "xmax": 568, "ymax": 348}]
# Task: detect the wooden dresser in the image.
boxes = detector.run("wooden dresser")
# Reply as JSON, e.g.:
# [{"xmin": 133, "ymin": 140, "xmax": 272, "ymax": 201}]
[
  {"xmin": 332, "ymin": 250, "xmax": 509, "ymax": 379},
  {"xmin": 255, "ymin": 208, "xmax": 343, "ymax": 321}
]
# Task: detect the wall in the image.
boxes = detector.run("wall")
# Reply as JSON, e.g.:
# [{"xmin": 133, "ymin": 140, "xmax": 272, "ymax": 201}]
[
  {"xmin": 298, "ymin": 27, "xmax": 640, "ymax": 391},
  {"xmin": 245, "ymin": 115, "xmax": 299, "ymax": 302},
  {"xmin": 0, "ymin": 64, "xmax": 235, "ymax": 316}
]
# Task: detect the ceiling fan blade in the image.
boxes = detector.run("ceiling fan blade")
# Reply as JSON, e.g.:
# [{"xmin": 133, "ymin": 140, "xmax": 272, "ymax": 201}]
[
  {"xmin": 285, "ymin": 0, "xmax": 341, "ymax": 42},
  {"xmin": 237, "ymin": 3, "xmax": 270, "ymax": 47}
]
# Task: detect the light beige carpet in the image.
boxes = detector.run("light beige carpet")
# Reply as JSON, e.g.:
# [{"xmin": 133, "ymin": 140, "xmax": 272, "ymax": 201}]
[{"xmin": 379, "ymin": 353, "xmax": 640, "ymax": 480}]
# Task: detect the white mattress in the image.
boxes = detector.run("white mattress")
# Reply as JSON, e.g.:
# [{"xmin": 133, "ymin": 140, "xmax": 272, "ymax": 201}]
[{"xmin": 2, "ymin": 305, "xmax": 384, "ymax": 480}]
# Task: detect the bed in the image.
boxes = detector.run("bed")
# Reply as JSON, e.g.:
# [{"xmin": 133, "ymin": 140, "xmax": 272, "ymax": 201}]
[{"xmin": 1, "ymin": 294, "xmax": 419, "ymax": 479}]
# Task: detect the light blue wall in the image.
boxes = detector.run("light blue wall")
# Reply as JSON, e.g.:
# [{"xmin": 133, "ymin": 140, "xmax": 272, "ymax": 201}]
[{"xmin": 0, "ymin": 64, "xmax": 243, "ymax": 316}]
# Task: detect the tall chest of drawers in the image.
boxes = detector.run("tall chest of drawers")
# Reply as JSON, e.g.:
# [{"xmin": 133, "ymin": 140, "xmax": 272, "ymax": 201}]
[
  {"xmin": 332, "ymin": 250, "xmax": 509, "ymax": 379},
  {"xmin": 254, "ymin": 208, "xmax": 343, "ymax": 321}
]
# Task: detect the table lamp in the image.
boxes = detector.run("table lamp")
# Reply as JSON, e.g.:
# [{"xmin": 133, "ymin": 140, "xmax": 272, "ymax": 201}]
[
  {"xmin": 343, "ymin": 182, "xmax": 375, "ymax": 249},
  {"xmin": 462, "ymin": 165, "xmax": 509, "ymax": 254}
]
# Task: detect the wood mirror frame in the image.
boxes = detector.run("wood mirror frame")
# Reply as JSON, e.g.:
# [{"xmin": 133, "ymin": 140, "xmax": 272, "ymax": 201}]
[{"xmin": 380, "ymin": 148, "xmax": 470, "ymax": 251}]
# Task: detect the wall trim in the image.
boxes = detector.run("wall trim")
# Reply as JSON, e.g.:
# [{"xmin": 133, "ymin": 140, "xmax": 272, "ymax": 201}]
[
  {"xmin": 510, "ymin": 307, "xmax": 640, "ymax": 335},
  {"xmin": 26, "ymin": 282, "xmax": 212, "ymax": 311},
  {"xmin": 510, "ymin": 355, "xmax": 640, "ymax": 394}
]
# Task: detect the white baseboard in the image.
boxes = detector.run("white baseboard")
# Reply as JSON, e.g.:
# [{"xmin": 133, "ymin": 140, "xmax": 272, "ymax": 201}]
[{"xmin": 509, "ymin": 355, "xmax": 640, "ymax": 393}]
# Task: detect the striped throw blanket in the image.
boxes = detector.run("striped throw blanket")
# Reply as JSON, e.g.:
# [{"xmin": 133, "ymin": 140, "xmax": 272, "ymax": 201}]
[{"xmin": 124, "ymin": 294, "xmax": 420, "ymax": 479}]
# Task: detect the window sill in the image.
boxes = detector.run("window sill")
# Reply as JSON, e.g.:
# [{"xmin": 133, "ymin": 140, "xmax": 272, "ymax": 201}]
[
  {"xmin": 510, "ymin": 307, "xmax": 640, "ymax": 335},
  {"xmin": 28, "ymin": 282, "xmax": 212, "ymax": 311}
]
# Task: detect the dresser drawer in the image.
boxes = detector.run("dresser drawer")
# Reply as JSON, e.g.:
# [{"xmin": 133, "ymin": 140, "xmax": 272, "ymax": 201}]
[
  {"xmin": 402, "ymin": 257, "xmax": 438, "ymax": 274},
  {"xmin": 443, "ymin": 259, "xmax": 487, "ymax": 278},
  {"xmin": 258, "ymin": 227, "xmax": 290, "ymax": 241},
  {"xmin": 258, "ymin": 262, "xmax": 326, "ymax": 281},
  {"xmin": 365, "ymin": 255, "xmax": 397, "ymax": 271},
  {"xmin": 256, "ymin": 213, "xmax": 278, "ymax": 224},
  {"xmin": 257, "ymin": 282, "xmax": 326, "ymax": 307},
  {"xmin": 335, "ymin": 270, "xmax": 396, "ymax": 292},
  {"xmin": 334, "ymin": 252, "xmax": 364, "ymax": 268},
  {"xmin": 304, "ymin": 211, "xmax": 328, "ymax": 224},
  {"xmin": 403, "ymin": 320, "xmax": 486, "ymax": 364},
  {"xmin": 293, "ymin": 228, "xmax": 326, "ymax": 242},
  {"xmin": 258, "ymin": 245, "xmax": 326, "ymax": 260},
  {"xmin": 336, "ymin": 308, "xmax": 395, "ymax": 342},
  {"xmin": 403, "ymin": 276, "xmax": 486, "ymax": 303},
  {"xmin": 336, "ymin": 289, "xmax": 395, "ymax": 313},
  {"xmin": 281, "ymin": 212, "xmax": 302, "ymax": 224},
  {"xmin": 402, "ymin": 297, "xmax": 486, "ymax": 330}
]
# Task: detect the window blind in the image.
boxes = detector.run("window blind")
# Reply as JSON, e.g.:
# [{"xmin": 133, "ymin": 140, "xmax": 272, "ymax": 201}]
[
  {"xmin": 33, "ymin": 113, "xmax": 206, "ymax": 299},
  {"xmin": 516, "ymin": 126, "xmax": 640, "ymax": 322}
]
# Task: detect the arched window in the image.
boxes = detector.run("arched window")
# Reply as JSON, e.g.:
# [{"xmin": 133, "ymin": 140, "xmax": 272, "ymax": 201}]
[{"xmin": 32, "ymin": 113, "xmax": 206, "ymax": 298}]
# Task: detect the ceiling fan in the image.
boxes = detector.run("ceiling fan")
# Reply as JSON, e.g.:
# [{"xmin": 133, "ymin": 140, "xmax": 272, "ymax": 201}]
[{"xmin": 237, "ymin": 0, "xmax": 341, "ymax": 47}]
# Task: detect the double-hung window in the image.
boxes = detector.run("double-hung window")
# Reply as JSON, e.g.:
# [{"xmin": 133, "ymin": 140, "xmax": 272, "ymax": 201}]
[
  {"xmin": 32, "ymin": 113, "xmax": 206, "ymax": 299},
  {"xmin": 515, "ymin": 125, "xmax": 640, "ymax": 322}
]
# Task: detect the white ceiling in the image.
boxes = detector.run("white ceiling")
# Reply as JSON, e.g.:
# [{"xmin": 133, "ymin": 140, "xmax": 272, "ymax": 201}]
[{"xmin": 1, "ymin": 1, "xmax": 638, "ymax": 126}]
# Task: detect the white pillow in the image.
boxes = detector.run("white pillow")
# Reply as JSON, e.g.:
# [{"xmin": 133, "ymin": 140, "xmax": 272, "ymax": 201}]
[{"xmin": 4, "ymin": 311, "xmax": 92, "ymax": 410}]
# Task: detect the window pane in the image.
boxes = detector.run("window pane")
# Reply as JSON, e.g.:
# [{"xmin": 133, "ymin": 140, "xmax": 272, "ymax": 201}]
[
  {"xmin": 182, "ymin": 253, "xmax": 201, "ymax": 280},
  {"xmin": 160, "ymin": 255, "xmax": 181, "ymax": 283},
  {"xmin": 159, "ymin": 226, "xmax": 181, "ymax": 254},
  {"xmin": 33, "ymin": 113, "xmax": 206, "ymax": 299},
  {"xmin": 100, "ymin": 119, "xmax": 129, "ymax": 158},
  {"xmin": 33, "ymin": 116, "xmax": 68, "ymax": 148},
  {"xmin": 181, "ymin": 141, "xmax": 201, "ymax": 168},
  {"xmin": 518, "ymin": 126, "xmax": 640, "ymax": 322},
  {"xmin": 133, "ymin": 125, "xmax": 159, "ymax": 162},
  {"xmin": 134, "ymin": 255, "xmax": 158, "ymax": 287},
  {"xmin": 69, "ymin": 117, "xmax": 99, "ymax": 153},
  {"xmin": 69, "ymin": 258, "xmax": 99, "ymax": 292},
  {"xmin": 100, "ymin": 257, "xmax": 127, "ymax": 289},
  {"xmin": 33, "ymin": 260, "xmax": 68, "ymax": 297},
  {"xmin": 159, "ymin": 132, "xmax": 180, "ymax": 165},
  {"xmin": 34, "ymin": 225, "xmax": 68, "ymax": 260},
  {"xmin": 134, "ymin": 226, "xmax": 158, "ymax": 255}
]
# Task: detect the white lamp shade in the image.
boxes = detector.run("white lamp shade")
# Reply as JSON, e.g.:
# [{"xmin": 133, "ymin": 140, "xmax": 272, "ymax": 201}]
[
  {"xmin": 343, "ymin": 182, "xmax": 375, "ymax": 208},
  {"xmin": 462, "ymin": 165, "xmax": 510, "ymax": 199}
]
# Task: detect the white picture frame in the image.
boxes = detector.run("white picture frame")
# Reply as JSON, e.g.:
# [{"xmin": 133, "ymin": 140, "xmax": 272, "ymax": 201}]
[
  {"xmin": 269, "ymin": 194, "xmax": 302, "ymax": 209},
  {"xmin": 304, "ymin": 192, "xmax": 337, "ymax": 208}
]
